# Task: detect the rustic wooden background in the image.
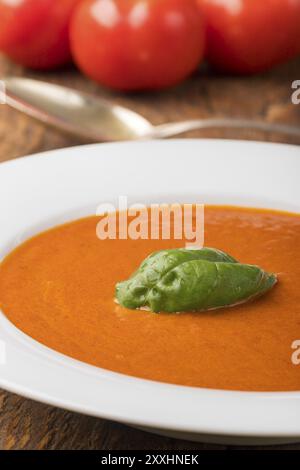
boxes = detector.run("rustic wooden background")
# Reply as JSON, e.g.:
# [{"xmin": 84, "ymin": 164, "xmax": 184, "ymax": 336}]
[{"xmin": 0, "ymin": 55, "xmax": 300, "ymax": 450}]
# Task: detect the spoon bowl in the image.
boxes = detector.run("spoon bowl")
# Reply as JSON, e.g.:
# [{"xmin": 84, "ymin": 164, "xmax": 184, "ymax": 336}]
[{"xmin": 3, "ymin": 77, "xmax": 153, "ymax": 141}]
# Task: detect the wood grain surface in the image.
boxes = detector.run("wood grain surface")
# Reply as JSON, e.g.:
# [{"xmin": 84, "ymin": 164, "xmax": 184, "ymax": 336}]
[{"xmin": 0, "ymin": 55, "xmax": 300, "ymax": 450}]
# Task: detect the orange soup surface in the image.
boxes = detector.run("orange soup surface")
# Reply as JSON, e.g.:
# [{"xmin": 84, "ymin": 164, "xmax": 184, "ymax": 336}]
[{"xmin": 0, "ymin": 206, "xmax": 299, "ymax": 391}]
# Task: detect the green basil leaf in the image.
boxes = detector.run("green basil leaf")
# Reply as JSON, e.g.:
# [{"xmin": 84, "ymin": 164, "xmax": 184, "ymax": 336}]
[{"xmin": 115, "ymin": 248, "xmax": 276, "ymax": 313}]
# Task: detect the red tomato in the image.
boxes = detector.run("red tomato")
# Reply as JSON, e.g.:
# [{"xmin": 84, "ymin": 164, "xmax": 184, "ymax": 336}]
[
  {"xmin": 198, "ymin": 0, "xmax": 300, "ymax": 74},
  {"xmin": 0, "ymin": 0, "xmax": 81, "ymax": 70},
  {"xmin": 70, "ymin": 0, "xmax": 205, "ymax": 91}
]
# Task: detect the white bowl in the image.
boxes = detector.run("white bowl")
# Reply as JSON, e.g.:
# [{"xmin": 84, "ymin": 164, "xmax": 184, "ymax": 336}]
[{"xmin": 0, "ymin": 139, "xmax": 299, "ymax": 445}]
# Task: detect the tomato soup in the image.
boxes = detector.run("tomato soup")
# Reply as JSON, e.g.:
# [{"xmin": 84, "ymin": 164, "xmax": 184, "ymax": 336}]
[{"xmin": 0, "ymin": 206, "xmax": 299, "ymax": 391}]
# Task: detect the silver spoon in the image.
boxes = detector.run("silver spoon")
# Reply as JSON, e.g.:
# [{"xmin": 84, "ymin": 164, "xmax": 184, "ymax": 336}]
[{"xmin": 2, "ymin": 77, "xmax": 300, "ymax": 142}]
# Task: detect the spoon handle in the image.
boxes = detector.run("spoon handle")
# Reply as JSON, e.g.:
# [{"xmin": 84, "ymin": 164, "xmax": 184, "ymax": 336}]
[{"xmin": 152, "ymin": 118, "xmax": 300, "ymax": 140}]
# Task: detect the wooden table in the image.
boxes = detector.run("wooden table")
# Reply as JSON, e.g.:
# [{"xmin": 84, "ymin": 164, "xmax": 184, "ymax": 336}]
[{"xmin": 0, "ymin": 56, "xmax": 300, "ymax": 450}]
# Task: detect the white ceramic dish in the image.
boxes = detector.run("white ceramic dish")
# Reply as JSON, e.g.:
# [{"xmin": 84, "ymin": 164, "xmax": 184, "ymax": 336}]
[{"xmin": 0, "ymin": 140, "xmax": 299, "ymax": 446}]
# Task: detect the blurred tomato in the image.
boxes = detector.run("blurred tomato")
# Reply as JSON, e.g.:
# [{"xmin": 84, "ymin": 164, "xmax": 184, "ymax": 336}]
[
  {"xmin": 198, "ymin": 0, "xmax": 300, "ymax": 74},
  {"xmin": 70, "ymin": 0, "xmax": 205, "ymax": 91},
  {"xmin": 0, "ymin": 0, "xmax": 81, "ymax": 69}
]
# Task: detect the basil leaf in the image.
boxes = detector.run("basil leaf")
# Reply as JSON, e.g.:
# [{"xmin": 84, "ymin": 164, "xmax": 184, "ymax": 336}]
[
  {"xmin": 115, "ymin": 248, "xmax": 276, "ymax": 313},
  {"xmin": 116, "ymin": 248, "xmax": 236, "ymax": 309}
]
